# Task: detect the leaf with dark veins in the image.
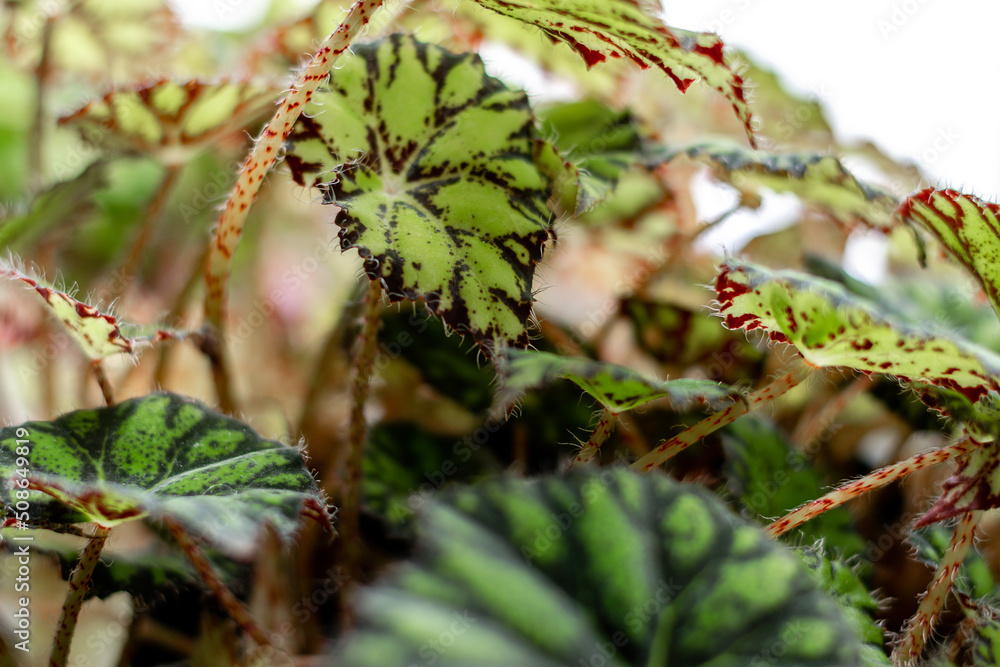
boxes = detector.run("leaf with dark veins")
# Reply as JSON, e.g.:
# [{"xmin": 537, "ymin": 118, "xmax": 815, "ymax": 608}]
[
  {"xmin": 285, "ymin": 34, "xmax": 554, "ymax": 350},
  {"xmin": 714, "ymin": 258, "xmax": 1000, "ymax": 403},
  {"xmin": 497, "ymin": 348, "xmax": 734, "ymax": 413}
]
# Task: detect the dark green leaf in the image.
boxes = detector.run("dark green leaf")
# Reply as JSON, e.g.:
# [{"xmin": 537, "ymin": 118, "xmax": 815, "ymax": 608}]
[
  {"xmin": 0, "ymin": 392, "xmax": 330, "ymax": 558},
  {"xmin": 721, "ymin": 417, "xmax": 866, "ymax": 561},
  {"xmin": 333, "ymin": 467, "xmax": 864, "ymax": 666}
]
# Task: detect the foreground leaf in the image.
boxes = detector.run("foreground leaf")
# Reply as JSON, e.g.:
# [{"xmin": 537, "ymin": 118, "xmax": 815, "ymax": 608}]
[
  {"xmin": 497, "ymin": 348, "xmax": 733, "ymax": 413},
  {"xmin": 471, "ymin": 0, "xmax": 756, "ymax": 146},
  {"xmin": 900, "ymin": 189, "xmax": 1000, "ymax": 324},
  {"xmin": 0, "ymin": 393, "xmax": 329, "ymax": 558},
  {"xmin": 333, "ymin": 468, "xmax": 863, "ymax": 665},
  {"xmin": 285, "ymin": 34, "xmax": 553, "ymax": 349},
  {"xmin": 660, "ymin": 142, "xmax": 898, "ymax": 230},
  {"xmin": 715, "ymin": 258, "xmax": 1000, "ymax": 403}
]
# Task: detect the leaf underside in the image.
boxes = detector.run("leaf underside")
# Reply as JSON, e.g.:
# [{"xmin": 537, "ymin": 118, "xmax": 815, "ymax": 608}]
[
  {"xmin": 497, "ymin": 348, "xmax": 733, "ymax": 413},
  {"xmin": 715, "ymin": 258, "xmax": 1000, "ymax": 403},
  {"xmin": 334, "ymin": 468, "xmax": 862, "ymax": 666},
  {"xmin": 59, "ymin": 79, "xmax": 277, "ymax": 161},
  {"xmin": 0, "ymin": 392, "xmax": 329, "ymax": 558},
  {"xmin": 659, "ymin": 142, "xmax": 898, "ymax": 230},
  {"xmin": 900, "ymin": 188, "xmax": 1000, "ymax": 323},
  {"xmin": 471, "ymin": 0, "xmax": 756, "ymax": 146},
  {"xmin": 285, "ymin": 34, "xmax": 553, "ymax": 349},
  {"xmin": 0, "ymin": 263, "xmax": 132, "ymax": 359}
]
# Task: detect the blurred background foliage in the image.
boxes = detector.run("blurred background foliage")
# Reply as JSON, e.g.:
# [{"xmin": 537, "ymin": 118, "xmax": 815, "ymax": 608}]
[{"xmin": 0, "ymin": 0, "xmax": 996, "ymax": 664}]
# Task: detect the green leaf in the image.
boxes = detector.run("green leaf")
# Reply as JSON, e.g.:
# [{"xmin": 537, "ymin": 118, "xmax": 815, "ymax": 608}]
[
  {"xmin": 900, "ymin": 189, "xmax": 1000, "ymax": 325},
  {"xmin": 623, "ymin": 294, "xmax": 765, "ymax": 383},
  {"xmin": 285, "ymin": 34, "xmax": 553, "ymax": 349},
  {"xmin": 658, "ymin": 142, "xmax": 898, "ymax": 230},
  {"xmin": 538, "ymin": 100, "xmax": 645, "ymax": 213},
  {"xmin": 973, "ymin": 618, "xmax": 1000, "ymax": 666},
  {"xmin": 497, "ymin": 348, "xmax": 734, "ymax": 413},
  {"xmin": 364, "ymin": 422, "xmax": 501, "ymax": 527},
  {"xmin": 333, "ymin": 468, "xmax": 864, "ymax": 666},
  {"xmin": 0, "ymin": 393, "xmax": 329, "ymax": 558},
  {"xmin": 378, "ymin": 311, "xmax": 495, "ymax": 413},
  {"xmin": 59, "ymin": 80, "xmax": 278, "ymax": 164},
  {"xmin": 796, "ymin": 546, "xmax": 889, "ymax": 666},
  {"xmin": 721, "ymin": 417, "xmax": 866, "ymax": 562},
  {"xmin": 470, "ymin": 0, "xmax": 756, "ymax": 147},
  {"xmin": 715, "ymin": 258, "xmax": 1000, "ymax": 403},
  {"xmin": 0, "ymin": 162, "xmax": 107, "ymax": 247}
]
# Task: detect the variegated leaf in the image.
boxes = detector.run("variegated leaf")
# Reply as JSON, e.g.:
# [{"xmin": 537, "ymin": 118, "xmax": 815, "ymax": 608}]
[{"xmin": 285, "ymin": 34, "xmax": 553, "ymax": 349}]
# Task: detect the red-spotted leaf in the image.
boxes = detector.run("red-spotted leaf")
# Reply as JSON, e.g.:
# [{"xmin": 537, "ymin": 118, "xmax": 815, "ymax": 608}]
[
  {"xmin": 714, "ymin": 258, "xmax": 1000, "ymax": 403},
  {"xmin": 1, "ymin": 262, "xmax": 182, "ymax": 360},
  {"xmin": 899, "ymin": 189, "xmax": 1000, "ymax": 323},
  {"xmin": 471, "ymin": 0, "xmax": 756, "ymax": 146},
  {"xmin": 1, "ymin": 263, "xmax": 132, "ymax": 359}
]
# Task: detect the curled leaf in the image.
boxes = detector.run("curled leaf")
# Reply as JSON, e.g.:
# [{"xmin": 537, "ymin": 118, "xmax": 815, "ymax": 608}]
[{"xmin": 471, "ymin": 0, "xmax": 756, "ymax": 146}]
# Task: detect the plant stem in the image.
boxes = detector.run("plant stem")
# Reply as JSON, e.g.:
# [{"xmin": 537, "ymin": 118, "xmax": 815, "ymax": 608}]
[
  {"xmin": 766, "ymin": 438, "xmax": 974, "ymax": 539},
  {"xmin": 200, "ymin": 0, "xmax": 386, "ymax": 405},
  {"xmin": 203, "ymin": 1, "xmax": 377, "ymax": 321},
  {"xmin": 631, "ymin": 368, "xmax": 805, "ymax": 472},
  {"xmin": 340, "ymin": 280, "xmax": 382, "ymax": 579},
  {"xmin": 572, "ymin": 410, "xmax": 616, "ymax": 465},
  {"xmin": 891, "ymin": 510, "xmax": 982, "ymax": 666},
  {"xmin": 29, "ymin": 15, "xmax": 55, "ymax": 189},
  {"xmin": 49, "ymin": 525, "xmax": 112, "ymax": 667},
  {"xmin": 107, "ymin": 163, "xmax": 182, "ymax": 305},
  {"xmin": 165, "ymin": 518, "xmax": 274, "ymax": 649},
  {"xmin": 92, "ymin": 361, "xmax": 115, "ymax": 406}
]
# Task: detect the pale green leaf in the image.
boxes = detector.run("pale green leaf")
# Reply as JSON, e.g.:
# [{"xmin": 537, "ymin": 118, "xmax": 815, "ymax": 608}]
[
  {"xmin": 900, "ymin": 188, "xmax": 1000, "ymax": 325},
  {"xmin": 659, "ymin": 142, "xmax": 898, "ymax": 230},
  {"xmin": 285, "ymin": 34, "xmax": 553, "ymax": 349}
]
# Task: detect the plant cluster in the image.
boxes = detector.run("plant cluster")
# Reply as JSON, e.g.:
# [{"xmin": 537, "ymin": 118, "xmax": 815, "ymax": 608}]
[{"xmin": 2, "ymin": 1, "xmax": 1000, "ymax": 666}]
